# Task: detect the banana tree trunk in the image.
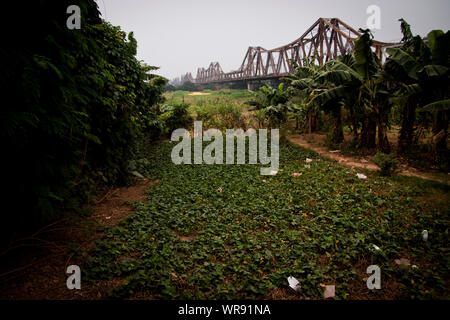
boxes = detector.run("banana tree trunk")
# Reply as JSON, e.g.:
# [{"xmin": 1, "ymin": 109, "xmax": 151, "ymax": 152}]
[
  {"xmin": 331, "ymin": 107, "xmax": 344, "ymax": 144},
  {"xmin": 349, "ymin": 106, "xmax": 358, "ymax": 139},
  {"xmin": 398, "ymin": 102, "xmax": 416, "ymax": 154},
  {"xmin": 360, "ymin": 113, "xmax": 376, "ymax": 149},
  {"xmin": 377, "ymin": 119, "xmax": 391, "ymax": 153},
  {"xmin": 432, "ymin": 110, "xmax": 449, "ymax": 168},
  {"xmin": 307, "ymin": 110, "xmax": 319, "ymax": 133}
]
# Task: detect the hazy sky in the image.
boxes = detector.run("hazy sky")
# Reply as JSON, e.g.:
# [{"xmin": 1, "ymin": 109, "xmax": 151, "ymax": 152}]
[{"xmin": 94, "ymin": 0, "xmax": 450, "ymax": 80}]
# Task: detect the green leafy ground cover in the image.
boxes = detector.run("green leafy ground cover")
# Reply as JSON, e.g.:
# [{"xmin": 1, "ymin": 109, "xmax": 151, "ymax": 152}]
[{"xmin": 82, "ymin": 140, "xmax": 449, "ymax": 299}]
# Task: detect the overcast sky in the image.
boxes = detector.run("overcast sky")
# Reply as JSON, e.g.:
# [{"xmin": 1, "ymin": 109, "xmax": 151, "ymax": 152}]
[{"xmin": 94, "ymin": 0, "xmax": 450, "ymax": 80}]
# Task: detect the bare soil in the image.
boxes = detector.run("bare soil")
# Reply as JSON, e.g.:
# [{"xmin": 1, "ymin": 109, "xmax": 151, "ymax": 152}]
[
  {"xmin": 188, "ymin": 92, "xmax": 211, "ymax": 96},
  {"xmin": 0, "ymin": 178, "xmax": 158, "ymax": 300},
  {"xmin": 288, "ymin": 133, "xmax": 449, "ymax": 185}
]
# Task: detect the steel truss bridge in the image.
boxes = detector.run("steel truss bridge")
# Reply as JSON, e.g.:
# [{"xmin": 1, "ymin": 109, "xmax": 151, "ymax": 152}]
[{"xmin": 177, "ymin": 18, "xmax": 399, "ymax": 86}]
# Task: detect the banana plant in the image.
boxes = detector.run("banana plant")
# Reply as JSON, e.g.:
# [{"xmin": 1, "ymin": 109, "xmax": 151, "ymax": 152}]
[
  {"xmin": 306, "ymin": 29, "xmax": 392, "ymax": 152},
  {"xmin": 248, "ymin": 83, "xmax": 290, "ymax": 127},
  {"xmin": 285, "ymin": 63, "xmax": 324, "ymax": 134},
  {"xmin": 384, "ymin": 19, "xmax": 449, "ymax": 165}
]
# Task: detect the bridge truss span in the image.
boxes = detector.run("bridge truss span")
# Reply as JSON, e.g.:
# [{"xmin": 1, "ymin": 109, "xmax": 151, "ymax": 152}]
[{"xmin": 190, "ymin": 17, "xmax": 399, "ymax": 84}]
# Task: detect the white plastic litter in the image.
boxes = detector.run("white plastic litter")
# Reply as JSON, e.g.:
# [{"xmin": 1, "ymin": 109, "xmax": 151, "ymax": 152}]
[
  {"xmin": 357, "ymin": 173, "xmax": 367, "ymax": 179},
  {"xmin": 395, "ymin": 258, "xmax": 411, "ymax": 266},
  {"xmin": 131, "ymin": 171, "xmax": 144, "ymax": 178},
  {"xmin": 324, "ymin": 285, "xmax": 335, "ymax": 299},
  {"xmin": 305, "ymin": 158, "xmax": 313, "ymax": 163},
  {"xmin": 287, "ymin": 276, "xmax": 301, "ymax": 291},
  {"xmin": 373, "ymin": 244, "xmax": 380, "ymax": 251},
  {"xmin": 269, "ymin": 170, "xmax": 278, "ymax": 176},
  {"xmin": 330, "ymin": 150, "xmax": 341, "ymax": 153},
  {"xmin": 422, "ymin": 230, "xmax": 428, "ymax": 241}
]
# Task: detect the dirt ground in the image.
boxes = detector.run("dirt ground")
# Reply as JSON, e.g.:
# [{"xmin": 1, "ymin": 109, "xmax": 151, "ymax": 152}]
[
  {"xmin": 188, "ymin": 92, "xmax": 211, "ymax": 96},
  {"xmin": 287, "ymin": 133, "xmax": 449, "ymax": 185},
  {"xmin": 0, "ymin": 178, "xmax": 158, "ymax": 300}
]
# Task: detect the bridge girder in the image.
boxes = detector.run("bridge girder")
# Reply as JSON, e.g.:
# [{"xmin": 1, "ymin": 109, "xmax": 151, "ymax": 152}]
[{"xmin": 187, "ymin": 18, "xmax": 400, "ymax": 84}]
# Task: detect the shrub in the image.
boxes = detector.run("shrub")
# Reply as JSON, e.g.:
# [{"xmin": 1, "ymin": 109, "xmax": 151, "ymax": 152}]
[
  {"xmin": 191, "ymin": 99, "xmax": 244, "ymax": 130},
  {"xmin": 373, "ymin": 152, "xmax": 399, "ymax": 176},
  {"xmin": 159, "ymin": 103, "xmax": 193, "ymax": 134}
]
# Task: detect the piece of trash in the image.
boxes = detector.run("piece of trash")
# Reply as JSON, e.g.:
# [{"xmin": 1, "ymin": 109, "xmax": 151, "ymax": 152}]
[
  {"xmin": 373, "ymin": 244, "xmax": 380, "ymax": 251},
  {"xmin": 292, "ymin": 173, "xmax": 303, "ymax": 177},
  {"xmin": 287, "ymin": 276, "xmax": 301, "ymax": 292},
  {"xmin": 269, "ymin": 170, "xmax": 278, "ymax": 176},
  {"xmin": 324, "ymin": 285, "xmax": 335, "ymax": 298},
  {"xmin": 131, "ymin": 171, "xmax": 144, "ymax": 178},
  {"xmin": 422, "ymin": 230, "xmax": 428, "ymax": 241},
  {"xmin": 305, "ymin": 158, "xmax": 313, "ymax": 163},
  {"xmin": 395, "ymin": 258, "xmax": 411, "ymax": 266},
  {"xmin": 412, "ymin": 265, "xmax": 418, "ymax": 269},
  {"xmin": 357, "ymin": 173, "xmax": 367, "ymax": 179},
  {"xmin": 169, "ymin": 272, "xmax": 178, "ymax": 280},
  {"xmin": 330, "ymin": 150, "xmax": 341, "ymax": 153},
  {"xmin": 105, "ymin": 216, "xmax": 111, "ymax": 220},
  {"xmin": 304, "ymin": 164, "xmax": 311, "ymax": 169},
  {"xmin": 262, "ymin": 179, "xmax": 267, "ymax": 183},
  {"xmin": 361, "ymin": 159, "xmax": 369, "ymax": 163},
  {"xmin": 218, "ymin": 187, "xmax": 223, "ymax": 193}
]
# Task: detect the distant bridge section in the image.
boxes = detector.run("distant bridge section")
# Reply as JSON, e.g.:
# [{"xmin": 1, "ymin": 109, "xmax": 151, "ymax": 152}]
[
  {"xmin": 170, "ymin": 72, "xmax": 194, "ymax": 86},
  {"xmin": 176, "ymin": 18, "xmax": 399, "ymax": 86}
]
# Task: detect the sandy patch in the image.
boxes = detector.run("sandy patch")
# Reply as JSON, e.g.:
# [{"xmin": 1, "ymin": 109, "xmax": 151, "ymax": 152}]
[{"xmin": 188, "ymin": 92, "xmax": 211, "ymax": 96}]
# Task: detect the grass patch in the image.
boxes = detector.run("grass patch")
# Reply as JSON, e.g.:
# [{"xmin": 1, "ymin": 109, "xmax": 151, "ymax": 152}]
[{"xmin": 164, "ymin": 89, "xmax": 253, "ymax": 106}]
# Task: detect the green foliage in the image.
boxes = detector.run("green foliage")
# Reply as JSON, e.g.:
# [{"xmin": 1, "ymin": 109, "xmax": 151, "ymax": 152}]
[
  {"xmin": 372, "ymin": 152, "xmax": 399, "ymax": 176},
  {"xmin": 1, "ymin": 0, "xmax": 166, "ymax": 239},
  {"xmin": 399, "ymin": 19, "xmax": 414, "ymax": 42},
  {"xmin": 176, "ymin": 81, "xmax": 198, "ymax": 92},
  {"xmin": 159, "ymin": 103, "xmax": 193, "ymax": 135},
  {"xmin": 164, "ymin": 83, "xmax": 177, "ymax": 92},
  {"xmin": 82, "ymin": 140, "xmax": 450, "ymax": 299},
  {"xmin": 384, "ymin": 20, "xmax": 449, "ymax": 162},
  {"xmin": 354, "ymin": 29, "xmax": 380, "ymax": 80},
  {"xmin": 250, "ymin": 83, "xmax": 289, "ymax": 109},
  {"xmin": 248, "ymin": 84, "xmax": 291, "ymax": 127},
  {"xmin": 191, "ymin": 98, "xmax": 245, "ymax": 130}
]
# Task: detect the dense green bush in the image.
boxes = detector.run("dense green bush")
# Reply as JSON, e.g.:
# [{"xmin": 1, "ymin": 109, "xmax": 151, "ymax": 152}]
[
  {"xmin": 248, "ymin": 84, "xmax": 291, "ymax": 127},
  {"xmin": 191, "ymin": 99, "xmax": 244, "ymax": 130},
  {"xmin": 373, "ymin": 152, "xmax": 399, "ymax": 176},
  {"xmin": 159, "ymin": 103, "xmax": 193, "ymax": 135},
  {"xmin": 1, "ymin": 1, "xmax": 166, "ymax": 240}
]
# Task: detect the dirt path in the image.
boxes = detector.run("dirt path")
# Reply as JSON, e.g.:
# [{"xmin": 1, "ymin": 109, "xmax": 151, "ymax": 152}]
[
  {"xmin": 288, "ymin": 134, "xmax": 449, "ymax": 184},
  {"xmin": 0, "ymin": 178, "xmax": 159, "ymax": 300}
]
